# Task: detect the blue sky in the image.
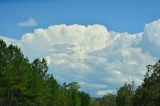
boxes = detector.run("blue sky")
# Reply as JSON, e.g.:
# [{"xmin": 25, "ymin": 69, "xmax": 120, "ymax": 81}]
[
  {"xmin": 1, "ymin": 0, "xmax": 160, "ymax": 39},
  {"xmin": 1, "ymin": 0, "xmax": 160, "ymax": 97}
]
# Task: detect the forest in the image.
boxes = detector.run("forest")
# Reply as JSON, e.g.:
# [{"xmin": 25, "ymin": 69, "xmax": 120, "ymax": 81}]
[{"xmin": 0, "ymin": 39, "xmax": 160, "ymax": 106}]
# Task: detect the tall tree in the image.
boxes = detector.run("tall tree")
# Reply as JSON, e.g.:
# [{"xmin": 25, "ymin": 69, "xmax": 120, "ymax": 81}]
[
  {"xmin": 67, "ymin": 82, "xmax": 81, "ymax": 106},
  {"xmin": 100, "ymin": 93, "xmax": 116, "ymax": 106},
  {"xmin": 0, "ymin": 39, "xmax": 94, "ymax": 106},
  {"xmin": 133, "ymin": 60, "xmax": 160, "ymax": 106},
  {"xmin": 116, "ymin": 81, "xmax": 135, "ymax": 106},
  {"xmin": 79, "ymin": 91, "xmax": 91, "ymax": 106}
]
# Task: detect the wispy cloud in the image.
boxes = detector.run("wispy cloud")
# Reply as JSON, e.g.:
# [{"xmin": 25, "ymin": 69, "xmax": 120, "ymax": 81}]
[{"xmin": 18, "ymin": 17, "xmax": 37, "ymax": 27}]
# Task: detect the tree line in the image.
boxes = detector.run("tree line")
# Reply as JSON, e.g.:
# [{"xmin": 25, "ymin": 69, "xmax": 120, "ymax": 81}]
[
  {"xmin": 91, "ymin": 61, "xmax": 160, "ymax": 106},
  {"xmin": 0, "ymin": 39, "xmax": 160, "ymax": 106},
  {"xmin": 0, "ymin": 39, "xmax": 91, "ymax": 106}
]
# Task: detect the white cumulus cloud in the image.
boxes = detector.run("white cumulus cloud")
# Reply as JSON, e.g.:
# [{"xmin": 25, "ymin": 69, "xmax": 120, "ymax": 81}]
[
  {"xmin": 141, "ymin": 19, "xmax": 160, "ymax": 57},
  {"xmin": 1, "ymin": 20, "xmax": 160, "ymax": 97},
  {"xmin": 20, "ymin": 24, "xmax": 109, "ymax": 62}
]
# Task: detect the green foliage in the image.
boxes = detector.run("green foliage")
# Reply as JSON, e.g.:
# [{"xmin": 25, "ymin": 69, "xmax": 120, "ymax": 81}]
[
  {"xmin": 100, "ymin": 93, "xmax": 116, "ymax": 106},
  {"xmin": 116, "ymin": 81, "xmax": 135, "ymax": 106},
  {"xmin": 1, "ymin": 39, "xmax": 160, "ymax": 106},
  {"xmin": 92, "ymin": 60, "xmax": 160, "ymax": 106},
  {"xmin": 91, "ymin": 98, "xmax": 101, "ymax": 106},
  {"xmin": 133, "ymin": 61, "xmax": 160, "ymax": 106},
  {"xmin": 0, "ymin": 39, "xmax": 91, "ymax": 106},
  {"xmin": 79, "ymin": 91, "xmax": 91, "ymax": 106}
]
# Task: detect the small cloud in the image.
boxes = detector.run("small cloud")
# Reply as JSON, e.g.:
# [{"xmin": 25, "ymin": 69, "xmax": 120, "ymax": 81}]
[
  {"xmin": 97, "ymin": 90, "xmax": 116, "ymax": 96},
  {"xmin": 18, "ymin": 17, "xmax": 37, "ymax": 27}
]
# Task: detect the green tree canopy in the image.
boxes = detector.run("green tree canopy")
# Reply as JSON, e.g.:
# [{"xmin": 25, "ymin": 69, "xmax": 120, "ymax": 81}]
[{"xmin": 0, "ymin": 39, "xmax": 91, "ymax": 106}]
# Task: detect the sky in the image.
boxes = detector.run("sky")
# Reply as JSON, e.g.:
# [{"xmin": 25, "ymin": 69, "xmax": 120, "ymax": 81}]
[{"xmin": 0, "ymin": 0, "xmax": 160, "ymax": 97}]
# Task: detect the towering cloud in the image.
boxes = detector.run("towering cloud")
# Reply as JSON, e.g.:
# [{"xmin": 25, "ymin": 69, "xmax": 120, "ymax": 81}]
[
  {"xmin": 141, "ymin": 19, "xmax": 160, "ymax": 57},
  {"xmin": 1, "ymin": 20, "xmax": 159, "ymax": 97}
]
